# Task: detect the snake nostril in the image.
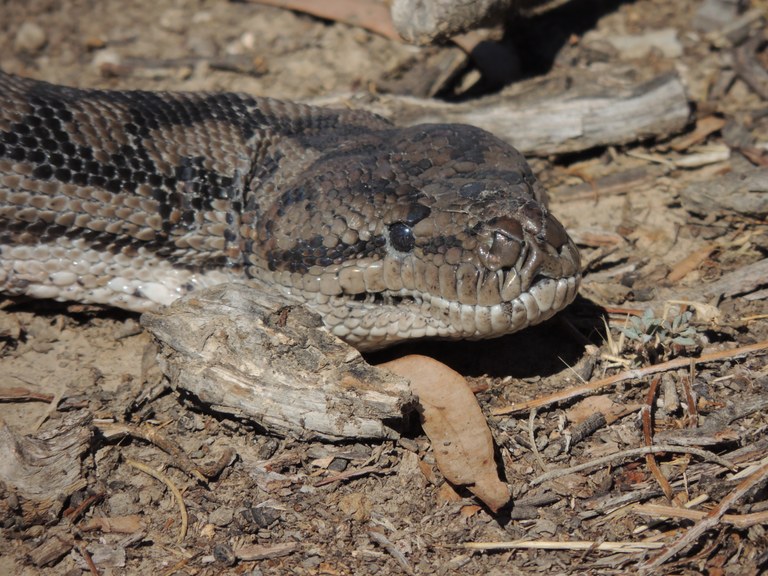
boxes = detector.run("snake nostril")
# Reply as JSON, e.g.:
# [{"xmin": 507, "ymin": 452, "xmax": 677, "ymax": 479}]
[
  {"xmin": 477, "ymin": 216, "xmax": 525, "ymax": 271},
  {"xmin": 490, "ymin": 231, "xmax": 523, "ymax": 270},
  {"xmin": 489, "ymin": 215, "xmax": 524, "ymax": 241}
]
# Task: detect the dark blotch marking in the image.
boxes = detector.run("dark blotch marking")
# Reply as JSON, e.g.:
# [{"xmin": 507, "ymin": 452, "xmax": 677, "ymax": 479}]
[
  {"xmin": 405, "ymin": 203, "xmax": 431, "ymax": 226},
  {"xmin": 32, "ymin": 164, "xmax": 53, "ymax": 179}
]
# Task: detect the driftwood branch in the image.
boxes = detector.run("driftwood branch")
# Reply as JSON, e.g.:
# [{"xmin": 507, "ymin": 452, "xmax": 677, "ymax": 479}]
[
  {"xmin": 318, "ymin": 70, "xmax": 691, "ymax": 156},
  {"xmin": 396, "ymin": 72, "xmax": 691, "ymax": 155},
  {"xmin": 0, "ymin": 412, "xmax": 91, "ymax": 527},
  {"xmin": 141, "ymin": 283, "xmax": 414, "ymax": 441},
  {"xmin": 680, "ymin": 166, "xmax": 768, "ymax": 219}
]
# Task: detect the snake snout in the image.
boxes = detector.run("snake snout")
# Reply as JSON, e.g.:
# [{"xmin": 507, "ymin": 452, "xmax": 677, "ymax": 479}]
[{"xmin": 477, "ymin": 204, "xmax": 580, "ymax": 291}]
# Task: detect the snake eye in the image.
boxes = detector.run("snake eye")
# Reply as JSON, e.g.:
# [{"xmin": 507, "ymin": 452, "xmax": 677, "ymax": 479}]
[{"xmin": 388, "ymin": 222, "xmax": 415, "ymax": 253}]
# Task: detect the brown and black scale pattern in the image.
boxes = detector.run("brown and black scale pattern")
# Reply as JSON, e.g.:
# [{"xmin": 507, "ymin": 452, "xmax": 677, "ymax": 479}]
[
  {"xmin": 0, "ymin": 71, "xmax": 581, "ymax": 349},
  {"xmin": 0, "ymin": 71, "xmax": 389, "ymax": 271}
]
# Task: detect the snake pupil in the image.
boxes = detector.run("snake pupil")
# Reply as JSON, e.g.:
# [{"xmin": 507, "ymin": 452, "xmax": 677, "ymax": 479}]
[{"xmin": 388, "ymin": 222, "xmax": 415, "ymax": 253}]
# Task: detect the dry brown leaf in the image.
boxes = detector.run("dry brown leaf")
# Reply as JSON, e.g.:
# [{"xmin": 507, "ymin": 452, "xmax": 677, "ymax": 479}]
[
  {"xmin": 418, "ymin": 458, "xmax": 439, "ymax": 485},
  {"xmin": 436, "ymin": 481, "xmax": 462, "ymax": 505},
  {"xmin": 381, "ymin": 355, "xmax": 510, "ymax": 512},
  {"xmin": 565, "ymin": 395, "xmax": 624, "ymax": 425},
  {"xmin": 459, "ymin": 504, "xmax": 482, "ymax": 518},
  {"xmin": 246, "ymin": 0, "xmax": 400, "ymax": 41}
]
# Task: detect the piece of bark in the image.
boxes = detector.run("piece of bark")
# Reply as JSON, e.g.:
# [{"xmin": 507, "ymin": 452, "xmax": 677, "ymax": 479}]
[
  {"xmin": 679, "ymin": 167, "xmax": 768, "ymax": 219},
  {"xmin": 28, "ymin": 531, "xmax": 74, "ymax": 567},
  {"xmin": 413, "ymin": 72, "xmax": 690, "ymax": 155},
  {"xmin": 141, "ymin": 283, "xmax": 413, "ymax": 441},
  {"xmin": 0, "ymin": 412, "xmax": 91, "ymax": 527},
  {"xmin": 322, "ymin": 70, "xmax": 690, "ymax": 156},
  {"xmin": 734, "ymin": 30, "xmax": 768, "ymax": 100},
  {"xmin": 699, "ymin": 258, "xmax": 768, "ymax": 300}
]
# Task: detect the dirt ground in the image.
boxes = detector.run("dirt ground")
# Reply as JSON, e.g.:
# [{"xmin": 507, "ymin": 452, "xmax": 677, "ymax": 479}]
[{"xmin": 1, "ymin": 0, "xmax": 767, "ymax": 574}]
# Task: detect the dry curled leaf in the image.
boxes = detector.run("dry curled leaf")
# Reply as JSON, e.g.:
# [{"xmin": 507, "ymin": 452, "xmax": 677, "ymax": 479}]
[
  {"xmin": 381, "ymin": 355, "xmax": 510, "ymax": 512},
  {"xmin": 565, "ymin": 395, "xmax": 627, "ymax": 425}
]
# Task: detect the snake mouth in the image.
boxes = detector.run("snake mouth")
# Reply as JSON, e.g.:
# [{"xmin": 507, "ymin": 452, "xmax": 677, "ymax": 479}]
[
  {"xmin": 303, "ymin": 270, "xmax": 581, "ymax": 351},
  {"xmin": 264, "ymin": 222, "xmax": 582, "ymax": 350}
]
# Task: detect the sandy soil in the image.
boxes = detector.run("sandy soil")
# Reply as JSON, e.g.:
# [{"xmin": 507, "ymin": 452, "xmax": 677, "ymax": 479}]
[{"xmin": 1, "ymin": 0, "xmax": 767, "ymax": 574}]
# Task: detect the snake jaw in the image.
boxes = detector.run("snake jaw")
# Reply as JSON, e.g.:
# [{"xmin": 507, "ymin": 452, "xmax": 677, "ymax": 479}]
[{"xmin": 276, "ymin": 214, "xmax": 580, "ymax": 351}]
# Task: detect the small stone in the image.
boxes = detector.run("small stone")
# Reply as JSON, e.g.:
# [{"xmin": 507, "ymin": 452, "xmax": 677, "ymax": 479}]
[
  {"xmin": 213, "ymin": 543, "xmax": 237, "ymax": 566},
  {"xmin": 338, "ymin": 493, "xmax": 372, "ymax": 522},
  {"xmin": 159, "ymin": 9, "xmax": 187, "ymax": 34},
  {"xmin": 91, "ymin": 49, "xmax": 122, "ymax": 70},
  {"xmin": 14, "ymin": 22, "xmax": 47, "ymax": 54},
  {"xmin": 107, "ymin": 492, "xmax": 138, "ymax": 517},
  {"xmin": 208, "ymin": 507, "xmax": 234, "ymax": 527}
]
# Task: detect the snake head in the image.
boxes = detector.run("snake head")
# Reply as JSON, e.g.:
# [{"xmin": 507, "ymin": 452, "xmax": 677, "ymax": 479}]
[{"xmin": 248, "ymin": 123, "xmax": 580, "ymax": 350}]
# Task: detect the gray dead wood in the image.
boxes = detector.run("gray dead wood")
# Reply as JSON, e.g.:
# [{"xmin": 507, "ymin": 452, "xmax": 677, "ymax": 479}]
[
  {"xmin": 0, "ymin": 411, "xmax": 91, "ymax": 526},
  {"xmin": 322, "ymin": 70, "xmax": 691, "ymax": 156},
  {"xmin": 141, "ymin": 283, "xmax": 414, "ymax": 441},
  {"xmin": 403, "ymin": 72, "xmax": 690, "ymax": 155},
  {"xmin": 680, "ymin": 166, "xmax": 768, "ymax": 219},
  {"xmin": 28, "ymin": 530, "xmax": 75, "ymax": 567},
  {"xmin": 699, "ymin": 258, "xmax": 768, "ymax": 300}
]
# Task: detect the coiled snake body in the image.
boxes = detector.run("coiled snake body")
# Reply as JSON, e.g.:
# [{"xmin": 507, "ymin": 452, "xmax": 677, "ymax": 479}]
[{"xmin": 0, "ymin": 72, "xmax": 580, "ymax": 350}]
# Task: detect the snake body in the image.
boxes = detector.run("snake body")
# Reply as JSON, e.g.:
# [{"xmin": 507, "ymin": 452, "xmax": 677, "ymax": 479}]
[{"xmin": 0, "ymin": 71, "xmax": 580, "ymax": 350}]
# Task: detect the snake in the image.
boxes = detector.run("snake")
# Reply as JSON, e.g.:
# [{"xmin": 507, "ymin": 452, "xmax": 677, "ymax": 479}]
[{"xmin": 0, "ymin": 71, "xmax": 580, "ymax": 351}]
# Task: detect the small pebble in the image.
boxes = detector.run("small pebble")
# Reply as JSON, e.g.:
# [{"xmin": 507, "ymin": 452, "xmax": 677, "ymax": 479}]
[
  {"xmin": 213, "ymin": 543, "xmax": 237, "ymax": 566},
  {"xmin": 209, "ymin": 507, "xmax": 234, "ymax": 527},
  {"xmin": 159, "ymin": 8, "xmax": 187, "ymax": 34},
  {"xmin": 14, "ymin": 22, "xmax": 47, "ymax": 54}
]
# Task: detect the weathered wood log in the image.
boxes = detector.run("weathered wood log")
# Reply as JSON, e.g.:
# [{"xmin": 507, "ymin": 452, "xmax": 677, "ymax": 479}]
[
  {"xmin": 680, "ymin": 166, "xmax": 768, "ymax": 219},
  {"xmin": 317, "ymin": 70, "xmax": 691, "ymax": 156},
  {"xmin": 141, "ymin": 283, "xmax": 414, "ymax": 441},
  {"xmin": 399, "ymin": 72, "xmax": 691, "ymax": 155},
  {"xmin": 0, "ymin": 412, "xmax": 91, "ymax": 526}
]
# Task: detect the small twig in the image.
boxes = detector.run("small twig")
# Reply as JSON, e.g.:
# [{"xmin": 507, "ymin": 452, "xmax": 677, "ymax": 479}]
[
  {"xmin": 640, "ymin": 458, "xmax": 768, "ymax": 570},
  {"xmin": 97, "ymin": 422, "xmax": 233, "ymax": 482},
  {"xmin": 125, "ymin": 459, "xmax": 188, "ymax": 544},
  {"xmin": 461, "ymin": 539, "xmax": 664, "ymax": 553},
  {"xmin": 492, "ymin": 340, "xmax": 768, "ymax": 415},
  {"xmin": 530, "ymin": 445, "xmax": 736, "ymax": 487},
  {"xmin": 76, "ymin": 542, "xmax": 100, "ymax": 576},
  {"xmin": 528, "ymin": 408, "xmax": 548, "ymax": 472},
  {"xmin": 369, "ymin": 531, "xmax": 415, "ymax": 575},
  {"xmin": 642, "ymin": 377, "xmax": 674, "ymax": 500},
  {"xmin": 633, "ymin": 503, "xmax": 768, "ymax": 529},
  {"xmin": 65, "ymin": 493, "xmax": 105, "ymax": 524}
]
